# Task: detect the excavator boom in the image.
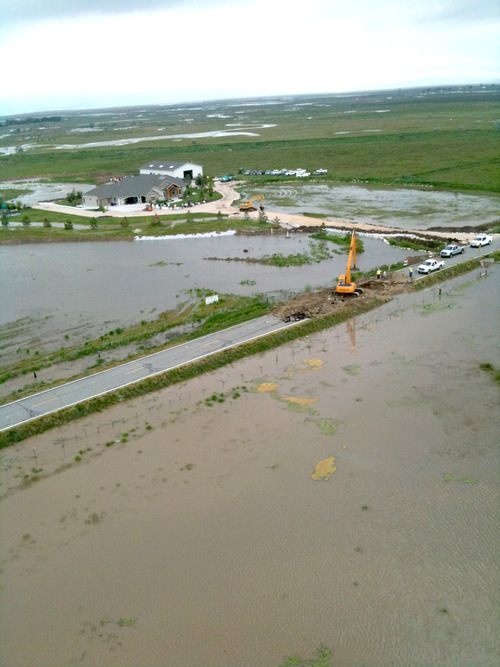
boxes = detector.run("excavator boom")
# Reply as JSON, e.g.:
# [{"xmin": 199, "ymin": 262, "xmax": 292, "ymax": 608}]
[{"xmin": 336, "ymin": 231, "xmax": 362, "ymax": 296}]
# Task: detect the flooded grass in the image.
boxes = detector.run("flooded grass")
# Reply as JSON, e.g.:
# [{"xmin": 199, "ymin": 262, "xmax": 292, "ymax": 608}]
[
  {"xmin": 479, "ymin": 362, "xmax": 500, "ymax": 385},
  {"xmin": 0, "ymin": 295, "xmax": 390, "ymax": 448},
  {"xmin": 0, "ymin": 292, "xmax": 272, "ymax": 392}
]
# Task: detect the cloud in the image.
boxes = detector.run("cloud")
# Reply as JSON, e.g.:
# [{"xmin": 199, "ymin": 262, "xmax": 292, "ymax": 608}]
[
  {"xmin": 0, "ymin": 0, "xmax": 497, "ymax": 115},
  {"xmin": 413, "ymin": 0, "xmax": 499, "ymax": 24},
  {"xmin": 0, "ymin": 0, "xmax": 234, "ymax": 25}
]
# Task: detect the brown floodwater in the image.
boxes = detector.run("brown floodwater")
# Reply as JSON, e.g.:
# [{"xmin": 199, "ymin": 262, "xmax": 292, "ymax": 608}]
[{"xmin": 0, "ymin": 267, "xmax": 498, "ymax": 666}]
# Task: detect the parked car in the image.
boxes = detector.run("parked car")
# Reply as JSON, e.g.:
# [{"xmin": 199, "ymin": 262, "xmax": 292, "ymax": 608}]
[
  {"xmin": 470, "ymin": 235, "xmax": 492, "ymax": 247},
  {"xmin": 418, "ymin": 259, "xmax": 444, "ymax": 274},
  {"xmin": 314, "ymin": 168, "xmax": 328, "ymax": 175},
  {"xmin": 441, "ymin": 244, "xmax": 465, "ymax": 257},
  {"xmin": 296, "ymin": 171, "xmax": 310, "ymax": 177}
]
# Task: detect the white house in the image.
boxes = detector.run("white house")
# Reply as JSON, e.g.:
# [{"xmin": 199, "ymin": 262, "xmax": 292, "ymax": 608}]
[{"xmin": 139, "ymin": 160, "xmax": 203, "ymax": 180}]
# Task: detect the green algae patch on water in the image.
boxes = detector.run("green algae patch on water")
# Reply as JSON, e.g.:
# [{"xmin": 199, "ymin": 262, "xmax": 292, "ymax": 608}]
[
  {"xmin": 311, "ymin": 456, "xmax": 336, "ymax": 481},
  {"xmin": 315, "ymin": 418, "xmax": 341, "ymax": 436},
  {"xmin": 343, "ymin": 364, "xmax": 362, "ymax": 376},
  {"xmin": 444, "ymin": 473, "xmax": 477, "ymax": 484}
]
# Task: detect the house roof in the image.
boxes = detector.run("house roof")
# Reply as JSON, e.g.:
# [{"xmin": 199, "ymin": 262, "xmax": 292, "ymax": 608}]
[
  {"xmin": 140, "ymin": 160, "xmax": 199, "ymax": 171},
  {"xmin": 86, "ymin": 174, "xmax": 184, "ymax": 199}
]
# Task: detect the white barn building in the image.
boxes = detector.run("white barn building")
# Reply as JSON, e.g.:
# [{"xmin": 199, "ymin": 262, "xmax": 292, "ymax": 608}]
[{"xmin": 139, "ymin": 160, "xmax": 203, "ymax": 180}]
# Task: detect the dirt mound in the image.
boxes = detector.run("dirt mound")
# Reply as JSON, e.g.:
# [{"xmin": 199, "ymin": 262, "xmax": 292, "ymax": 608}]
[{"xmin": 272, "ymin": 275, "xmax": 410, "ymax": 321}]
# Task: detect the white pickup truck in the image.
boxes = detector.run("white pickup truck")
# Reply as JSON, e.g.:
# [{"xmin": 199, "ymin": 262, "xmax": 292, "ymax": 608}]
[
  {"xmin": 470, "ymin": 235, "xmax": 492, "ymax": 247},
  {"xmin": 418, "ymin": 258, "xmax": 444, "ymax": 274}
]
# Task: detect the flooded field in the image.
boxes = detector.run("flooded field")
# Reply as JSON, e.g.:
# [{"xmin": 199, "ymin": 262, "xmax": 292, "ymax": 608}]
[
  {"xmin": 1, "ymin": 267, "xmax": 498, "ymax": 665},
  {"xmin": 0, "ymin": 179, "xmax": 95, "ymax": 206},
  {"xmin": 0, "ymin": 234, "xmax": 417, "ymax": 360},
  {"xmin": 243, "ymin": 182, "xmax": 500, "ymax": 231}
]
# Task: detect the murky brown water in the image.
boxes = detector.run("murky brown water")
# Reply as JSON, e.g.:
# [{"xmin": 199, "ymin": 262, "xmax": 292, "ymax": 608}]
[
  {"xmin": 0, "ymin": 236, "xmax": 417, "ymax": 361},
  {"xmin": 0, "ymin": 267, "xmax": 498, "ymax": 665}
]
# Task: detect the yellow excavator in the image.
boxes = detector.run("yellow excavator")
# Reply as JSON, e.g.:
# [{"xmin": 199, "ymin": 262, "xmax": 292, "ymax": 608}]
[
  {"xmin": 336, "ymin": 231, "xmax": 363, "ymax": 297},
  {"xmin": 239, "ymin": 194, "xmax": 264, "ymax": 212}
]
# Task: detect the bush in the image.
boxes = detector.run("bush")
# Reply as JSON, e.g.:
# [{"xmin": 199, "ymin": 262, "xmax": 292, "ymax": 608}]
[
  {"xmin": 22, "ymin": 215, "xmax": 31, "ymax": 226},
  {"xmin": 64, "ymin": 220, "xmax": 73, "ymax": 230},
  {"xmin": 43, "ymin": 217, "xmax": 51, "ymax": 228}
]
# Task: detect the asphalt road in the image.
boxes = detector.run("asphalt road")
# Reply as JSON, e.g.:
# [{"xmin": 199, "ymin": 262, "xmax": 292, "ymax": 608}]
[
  {"xmin": 0, "ymin": 315, "xmax": 297, "ymax": 432},
  {"xmin": 410, "ymin": 239, "xmax": 499, "ymax": 280}
]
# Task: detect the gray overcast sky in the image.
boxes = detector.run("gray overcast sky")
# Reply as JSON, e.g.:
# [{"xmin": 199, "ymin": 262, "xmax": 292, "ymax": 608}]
[{"xmin": 0, "ymin": 0, "xmax": 498, "ymax": 115}]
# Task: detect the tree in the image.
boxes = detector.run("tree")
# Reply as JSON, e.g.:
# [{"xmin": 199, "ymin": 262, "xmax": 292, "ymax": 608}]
[
  {"xmin": 64, "ymin": 220, "xmax": 73, "ymax": 230},
  {"xmin": 16, "ymin": 200, "xmax": 22, "ymax": 211},
  {"xmin": 195, "ymin": 173, "xmax": 204, "ymax": 187},
  {"xmin": 217, "ymin": 210, "xmax": 223, "ymax": 220},
  {"xmin": 1, "ymin": 214, "xmax": 8, "ymax": 227},
  {"xmin": 258, "ymin": 209, "xmax": 269, "ymax": 224},
  {"xmin": 120, "ymin": 217, "xmax": 129, "ymax": 227},
  {"xmin": 22, "ymin": 215, "xmax": 31, "ymax": 226},
  {"xmin": 98, "ymin": 203, "xmax": 106, "ymax": 213},
  {"xmin": 43, "ymin": 217, "xmax": 51, "ymax": 227},
  {"xmin": 89, "ymin": 217, "xmax": 98, "ymax": 229}
]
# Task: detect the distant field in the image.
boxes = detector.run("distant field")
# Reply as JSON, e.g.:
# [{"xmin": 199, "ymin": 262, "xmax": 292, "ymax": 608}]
[{"xmin": 1, "ymin": 86, "xmax": 498, "ymax": 191}]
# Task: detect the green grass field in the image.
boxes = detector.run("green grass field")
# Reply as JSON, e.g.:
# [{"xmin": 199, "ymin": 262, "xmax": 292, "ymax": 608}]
[
  {"xmin": 0, "ymin": 212, "xmax": 271, "ymax": 243},
  {"xmin": 1, "ymin": 86, "xmax": 498, "ymax": 191}
]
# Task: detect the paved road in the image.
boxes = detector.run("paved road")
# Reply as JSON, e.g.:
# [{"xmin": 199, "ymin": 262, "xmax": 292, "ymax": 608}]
[
  {"xmin": 0, "ymin": 316, "xmax": 297, "ymax": 432},
  {"xmin": 409, "ymin": 239, "xmax": 499, "ymax": 281}
]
